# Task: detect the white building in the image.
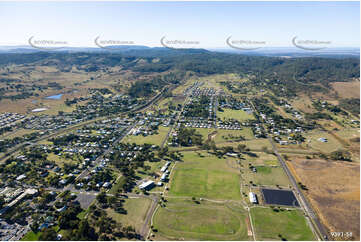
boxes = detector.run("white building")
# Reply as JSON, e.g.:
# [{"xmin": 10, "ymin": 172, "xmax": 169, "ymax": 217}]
[
  {"xmin": 160, "ymin": 173, "xmax": 167, "ymax": 181},
  {"xmin": 160, "ymin": 166, "xmax": 167, "ymax": 172},
  {"xmin": 139, "ymin": 180, "xmax": 155, "ymax": 190},
  {"xmin": 249, "ymin": 192, "xmax": 258, "ymax": 204}
]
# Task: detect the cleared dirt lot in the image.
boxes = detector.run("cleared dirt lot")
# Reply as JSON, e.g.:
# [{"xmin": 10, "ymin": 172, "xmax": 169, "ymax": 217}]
[{"xmin": 287, "ymin": 157, "xmax": 360, "ymax": 240}]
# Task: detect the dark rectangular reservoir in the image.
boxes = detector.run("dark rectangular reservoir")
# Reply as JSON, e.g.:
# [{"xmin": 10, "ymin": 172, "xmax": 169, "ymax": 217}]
[{"xmin": 261, "ymin": 188, "xmax": 299, "ymax": 207}]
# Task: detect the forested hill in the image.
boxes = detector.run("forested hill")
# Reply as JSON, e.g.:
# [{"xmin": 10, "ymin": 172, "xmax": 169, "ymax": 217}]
[{"xmin": 0, "ymin": 50, "xmax": 359, "ymax": 85}]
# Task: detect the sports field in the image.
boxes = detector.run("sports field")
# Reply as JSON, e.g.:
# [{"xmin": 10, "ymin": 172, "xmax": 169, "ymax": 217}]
[
  {"xmin": 251, "ymin": 207, "xmax": 315, "ymax": 241},
  {"xmin": 153, "ymin": 198, "xmax": 250, "ymax": 240},
  {"xmin": 169, "ymin": 151, "xmax": 241, "ymax": 200}
]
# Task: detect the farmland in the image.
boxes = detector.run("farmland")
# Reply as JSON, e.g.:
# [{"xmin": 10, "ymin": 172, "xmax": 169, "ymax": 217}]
[
  {"xmin": 287, "ymin": 157, "xmax": 360, "ymax": 240},
  {"xmin": 331, "ymin": 80, "xmax": 360, "ymax": 99}
]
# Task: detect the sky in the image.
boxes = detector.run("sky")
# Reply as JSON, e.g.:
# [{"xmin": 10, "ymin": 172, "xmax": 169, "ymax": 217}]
[{"xmin": 0, "ymin": 1, "xmax": 359, "ymax": 48}]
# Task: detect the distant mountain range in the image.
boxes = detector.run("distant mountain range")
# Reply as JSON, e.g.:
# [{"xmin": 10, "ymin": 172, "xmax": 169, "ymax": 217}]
[
  {"xmin": 0, "ymin": 45, "xmax": 359, "ymax": 58},
  {"xmin": 211, "ymin": 47, "xmax": 360, "ymax": 58}
]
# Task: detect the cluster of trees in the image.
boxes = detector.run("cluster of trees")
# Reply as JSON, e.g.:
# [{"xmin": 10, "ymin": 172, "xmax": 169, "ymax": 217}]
[
  {"xmin": 0, "ymin": 134, "xmax": 30, "ymax": 153},
  {"xmin": 305, "ymin": 112, "xmax": 333, "ymax": 121},
  {"xmin": 177, "ymin": 127, "xmax": 203, "ymax": 146},
  {"xmin": 37, "ymin": 204, "xmax": 98, "ymax": 241},
  {"xmin": 128, "ymin": 72, "xmax": 183, "ymax": 98},
  {"xmin": 339, "ymin": 98, "xmax": 360, "ymax": 116},
  {"xmin": 312, "ymin": 100, "xmax": 348, "ymax": 115},
  {"xmin": 50, "ymin": 133, "xmax": 79, "ymax": 146},
  {"xmin": 329, "ymin": 150, "xmax": 352, "ymax": 161},
  {"xmin": 252, "ymin": 97, "xmax": 275, "ymax": 115},
  {"xmin": 87, "ymin": 202, "xmax": 139, "ymax": 240},
  {"xmin": 109, "ymin": 143, "xmax": 157, "ymax": 192},
  {"xmin": 183, "ymin": 95, "xmax": 210, "ymax": 118}
]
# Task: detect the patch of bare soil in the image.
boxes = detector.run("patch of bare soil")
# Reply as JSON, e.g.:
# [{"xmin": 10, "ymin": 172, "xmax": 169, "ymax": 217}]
[{"xmin": 288, "ymin": 158, "xmax": 360, "ymax": 240}]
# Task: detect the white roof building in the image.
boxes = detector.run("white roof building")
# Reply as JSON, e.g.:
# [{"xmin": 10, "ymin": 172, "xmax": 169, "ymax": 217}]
[
  {"xmin": 139, "ymin": 180, "xmax": 154, "ymax": 190},
  {"xmin": 160, "ymin": 173, "xmax": 167, "ymax": 181},
  {"xmin": 249, "ymin": 192, "xmax": 258, "ymax": 204},
  {"xmin": 16, "ymin": 174, "xmax": 26, "ymax": 181}
]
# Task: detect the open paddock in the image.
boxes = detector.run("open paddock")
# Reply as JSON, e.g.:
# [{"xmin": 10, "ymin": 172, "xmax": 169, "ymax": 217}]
[
  {"xmin": 304, "ymin": 130, "xmax": 344, "ymax": 153},
  {"xmin": 218, "ymin": 138, "xmax": 272, "ymax": 151},
  {"xmin": 169, "ymin": 151, "xmax": 241, "ymax": 200},
  {"xmin": 106, "ymin": 197, "xmax": 153, "ymax": 234},
  {"xmin": 218, "ymin": 108, "xmax": 255, "ymax": 121},
  {"xmin": 153, "ymin": 198, "xmax": 250, "ymax": 241},
  {"xmin": 242, "ymin": 166, "xmax": 290, "ymax": 187},
  {"xmin": 251, "ymin": 207, "xmax": 315, "ymax": 241},
  {"xmin": 287, "ymin": 157, "xmax": 360, "ymax": 240},
  {"xmin": 241, "ymin": 152, "xmax": 279, "ymax": 166},
  {"xmin": 331, "ymin": 80, "xmax": 360, "ymax": 99}
]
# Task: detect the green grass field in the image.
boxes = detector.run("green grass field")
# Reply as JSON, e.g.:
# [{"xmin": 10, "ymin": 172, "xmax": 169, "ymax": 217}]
[
  {"xmin": 153, "ymin": 198, "xmax": 250, "ymax": 240},
  {"xmin": 47, "ymin": 152, "xmax": 80, "ymax": 166},
  {"xmin": 194, "ymin": 128, "xmax": 254, "ymax": 143},
  {"xmin": 169, "ymin": 151, "xmax": 241, "ymax": 200},
  {"xmin": 218, "ymin": 109, "xmax": 255, "ymax": 121},
  {"xmin": 218, "ymin": 138, "xmax": 272, "ymax": 151},
  {"xmin": 243, "ymin": 166, "xmax": 290, "ymax": 187},
  {"xmin": 213, "ymin": 128, "xmax": 254, "ymax": 143},
  {"xmin": 106, "ymin": 197, "xmax": 153, "ymax": 233},
  {"xmin": 157, "ymin": 96, "xmax": 185, "ymax": 109},
  {"xmin": 242, "ymin": 152, "xmax": 279, "ymax": 166},
  {"xmin": 123, "ymin": 126, "xmax": 170, "ymax": 146},
  {"xmin": 194, "ymin": 128, "xmax": 216, "ymax": 141},
  {"xmin": 251, "ymin": 207, "xmax": 315, "ymax": 241},
  {"xmin": 21, "ymin": 231, "xmax": 41, "ymax": 241}
]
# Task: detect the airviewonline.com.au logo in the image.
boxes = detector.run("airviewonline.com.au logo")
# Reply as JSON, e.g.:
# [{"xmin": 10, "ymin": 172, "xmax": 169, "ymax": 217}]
[
  {"xmin": 28, "ymin": 36, "xmax": 68, "ymax": 50},
  {"xmin": 226, "ymin": 36, "xmax": 266, "ymax": 50},
  {"xmin": 94, "ymin": 36, "xmax": 135, "ymax": 50},
  {"xmin": 292, "ymin": 36, "xmax": 331, "ymax": 50},
  {"xmin": 160, "ymin": 36, "xmax": 200, "ymax": 50},
  {"xmin": 27, "ymin": 35, "xmax": 332, "ymax": 51}
]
